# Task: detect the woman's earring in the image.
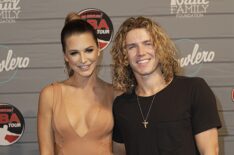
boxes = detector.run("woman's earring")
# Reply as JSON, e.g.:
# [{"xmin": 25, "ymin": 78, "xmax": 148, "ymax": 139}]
[{"xmin": 64, "ymin": 63, "xmax": 70, "ymax": 76}]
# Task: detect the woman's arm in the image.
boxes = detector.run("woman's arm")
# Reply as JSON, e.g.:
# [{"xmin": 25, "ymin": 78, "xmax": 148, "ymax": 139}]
[{"xmin": 37, "ymin": 85, "xmax": 55, "ymax": 155}]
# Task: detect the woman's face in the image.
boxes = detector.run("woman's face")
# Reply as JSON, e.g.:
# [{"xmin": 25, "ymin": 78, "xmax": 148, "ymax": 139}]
[{"xmin": 64, "ymin": 32, "xmax": 100, "ymax": 78}]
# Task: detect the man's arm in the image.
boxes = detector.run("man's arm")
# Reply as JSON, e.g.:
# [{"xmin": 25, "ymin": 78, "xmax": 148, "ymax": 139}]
[
  {"xmin": 113, "ymin": 141, "xmax": 126, "ymax": 155},
  {"xmin": 195, "ymin": 128, "xmax": 219, "ymax": 155}
]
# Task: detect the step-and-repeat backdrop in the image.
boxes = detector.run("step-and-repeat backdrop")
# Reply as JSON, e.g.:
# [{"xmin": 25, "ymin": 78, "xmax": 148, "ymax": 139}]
[{"xmin": 0, "ymin": 0, "xmax": 233, "ymax": 154}]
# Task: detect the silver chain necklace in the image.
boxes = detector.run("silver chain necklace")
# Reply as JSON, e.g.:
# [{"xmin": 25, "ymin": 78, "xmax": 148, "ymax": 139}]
[{"xmin": 136, "ymin": 94, "xmax": 156, "ymax": 128}]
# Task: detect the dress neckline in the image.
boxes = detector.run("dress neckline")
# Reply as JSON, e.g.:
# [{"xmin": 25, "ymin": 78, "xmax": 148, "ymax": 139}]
[{"xmin": 58, "ymin": 83, "xmax": 102, "ymax": 138}]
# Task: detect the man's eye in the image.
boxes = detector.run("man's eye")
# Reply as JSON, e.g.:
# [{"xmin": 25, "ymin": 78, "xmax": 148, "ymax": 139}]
[
  {"xmin": 127, "ymin": 46, "xmax": 135, "ymax": 50},
  {"xmin": 145, "ymin": 42, "xmax": 152, "ymax": 46}
]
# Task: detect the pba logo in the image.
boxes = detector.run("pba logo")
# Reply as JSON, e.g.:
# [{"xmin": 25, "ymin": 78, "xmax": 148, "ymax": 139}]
[
  {"xmin": 0, "ymin": 103, "xmax": 25, "ymax": 146},
  {"xmin": 78, "ymin": 8, "xmax": 114, "ymax": 51}
]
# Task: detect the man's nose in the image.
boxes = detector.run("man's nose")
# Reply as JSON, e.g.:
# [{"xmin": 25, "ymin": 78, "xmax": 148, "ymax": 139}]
[{"xmin": 137, "ymin": 45, "xmax": 146, "ymax": 56}]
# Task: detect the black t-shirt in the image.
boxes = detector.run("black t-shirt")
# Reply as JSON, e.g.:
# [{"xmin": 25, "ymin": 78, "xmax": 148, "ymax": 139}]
[{"xmin": 112, "ymin": 76, "xmax": 221, "ymax": 155}]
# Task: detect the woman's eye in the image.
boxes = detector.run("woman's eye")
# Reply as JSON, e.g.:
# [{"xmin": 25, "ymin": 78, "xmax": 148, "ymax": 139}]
[
  {"xmin": 85, "ymin": 48, "xmax": 94, "ymax": 53},
  {"xmin": 70, "ymin": 51, "xmax": 78, "ymax": 55}
]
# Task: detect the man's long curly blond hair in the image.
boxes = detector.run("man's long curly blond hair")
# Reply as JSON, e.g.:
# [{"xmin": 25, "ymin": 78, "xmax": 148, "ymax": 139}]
[{"xmin": 111, "ymin": 16, "xmax": 180, "ymax": 92}]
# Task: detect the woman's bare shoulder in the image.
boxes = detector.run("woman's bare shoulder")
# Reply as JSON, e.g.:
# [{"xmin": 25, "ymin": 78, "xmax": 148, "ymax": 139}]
[
  {"xmin": 100, "ymin": 80, "xmax": 123, "ymax": 98},
  {"xmin": 38, "ymin": 83, "xmax": 55, "ymax": 109},
  {"xmin": 40, "ymin": 84, "xmax": 53, "ymax": 95}
]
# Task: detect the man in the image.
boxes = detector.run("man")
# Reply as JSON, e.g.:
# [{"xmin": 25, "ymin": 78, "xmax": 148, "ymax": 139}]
[{"xmin": 111, "ymin": 16, "xmax": 221, "ymax": 155}]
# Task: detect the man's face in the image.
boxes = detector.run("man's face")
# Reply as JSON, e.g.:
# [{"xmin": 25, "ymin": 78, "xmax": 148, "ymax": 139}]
[{"xmin": 125, "ymin": 28, "xmax": 161, "ymax": 78}]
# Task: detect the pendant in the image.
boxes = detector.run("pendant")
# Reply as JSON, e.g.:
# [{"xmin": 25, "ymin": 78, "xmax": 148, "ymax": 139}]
[{"xmin": 142, "ymin": 120, "xmax": 148, "ymax": 128}]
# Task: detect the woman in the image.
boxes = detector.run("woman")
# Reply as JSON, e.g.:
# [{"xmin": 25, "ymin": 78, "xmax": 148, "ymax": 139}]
[{"xmin": 37, "ymin": 13, "xmax": 116, "ymax": 155}]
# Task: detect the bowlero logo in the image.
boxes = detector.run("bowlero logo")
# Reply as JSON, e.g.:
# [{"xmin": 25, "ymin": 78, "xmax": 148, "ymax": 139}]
[
  {"xmin": 0, "ymin": 45, "xmax": 30, "ymax": 85},
  {"xmin": 78, "ymin": 8, "xmax": 113, "ymax": 51},
  {"xmin": 0, "ymin": 0, "xmax": 21, "ymax": 23},
  {"xmin": 0, "ymin": 103, "xmax": 25, "ymax": 145},
  {"xmin": 170, "ymin": 0, "xmax": 210, "ymax": 17},
  {"xmin": 176, "ymin": 39, "xmax": 215, "ymax": 76}
]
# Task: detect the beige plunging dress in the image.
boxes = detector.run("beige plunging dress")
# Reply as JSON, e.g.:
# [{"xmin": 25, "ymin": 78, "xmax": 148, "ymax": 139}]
[{"xmin": 51, "ymin": 83, "xmax": 113, "ymax": 155}]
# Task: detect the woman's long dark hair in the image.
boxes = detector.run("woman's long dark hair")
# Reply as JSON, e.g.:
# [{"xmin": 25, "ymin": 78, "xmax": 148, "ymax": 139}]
[{"xmin": 61, "ymin": 14, "xmax": 98, "ymax": 76}]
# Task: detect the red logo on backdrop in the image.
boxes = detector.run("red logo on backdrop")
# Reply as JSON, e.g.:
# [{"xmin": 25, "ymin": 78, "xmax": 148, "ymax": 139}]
[
  {"xmin": 78, "ymin": 8, "xmax": 114, "ymax": 51},
  {"xmin": 232, "ymin": 89, "xmax": 234, "ymax": 102},
  {"xmin": 0, "ymin": 103, "xmax": 25, "ymax": 146}
]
